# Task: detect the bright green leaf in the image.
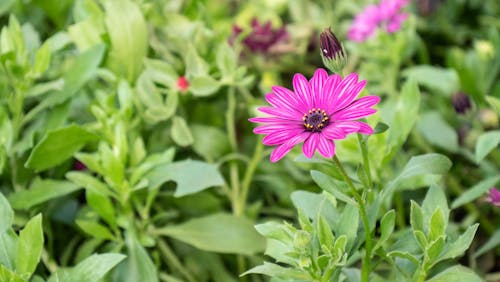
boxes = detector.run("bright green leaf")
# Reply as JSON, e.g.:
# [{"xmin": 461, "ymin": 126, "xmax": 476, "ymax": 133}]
[
  {"xmin": 403, "ymin": 65, "xmax": 459, "ymax": 96},
  {"xmin": 190, "ymin": 75, "xmax": 221, "ymax": 97},
  {"xmin": 48, "ymin": 253, "xmax": 125, "ymax": 282},
  {"xmin": 242, "ymin": 262, "xmax": 308, "ymax": 280},
  {"xmin": 439, "ymin": 224, "xmax": 478, "ymax": 261},
  {"xmin": 8, "ymin": 179, "xmax": 81, "ymax": 210},
  {"xmin": 112, "ymin": 234, "xmax": 156, "ymax": 282},
  {"xmin": 451, "ymin": 176, "xmax": 500, "ymax": 209},
  {"xmin": 428, "ymin": 208, "xmax": 446, "ymax": 242},
  {"xmin": 426, "ymin": 265, "xmax": 482, "ymax": 282},
  {"xmin": 25, "ymin": 124, "xmax": 99, "ymax": 171},
  {"xmin": 0, "ymin": 192, "xmax": 13, "ymax": 233},
  {"xmin": 171, "ymin": 116, "xmax": 194, "ymax": 147},
  {"xmin": 104, "ymin": 0, "xmax": 147, "ymax": 82},
  {"xmin": 16, "ymin": 214, "xmax": 43, "ymax": 277},
  {"xmin": 317, "ymin": 215, "xmax": 334, "ymax": 247},
  {"xmin": 159, "ymin": 213, "xmax": 265, "ymax": 255},
  {"xmin": 145, "ymin": 159, "xmax": 224, "ymax": 197},
  {"xmin": 76, "ymin": 220, "xmax": 115, "ymax": 240},
  {"xmin": 86, "ymin": 190, "xmax": 116, "ymax": 228},
  {"xmin": 475, "ymin": 130, "xmax": 500, "ymax": 162}
]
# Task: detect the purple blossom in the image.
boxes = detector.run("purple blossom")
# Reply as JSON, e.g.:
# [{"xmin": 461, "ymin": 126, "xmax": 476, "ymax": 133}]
[
  {"xmin": 487, "ymin": 187, "xmax": 500, "ymax": 207},
  {"xmin": 348, "ymin": 0, "xmax": 409, "ymax": 42},
  {"xmin": 230, "ymin": 18, "xmax": 289, "ymax": 54},
  {"xmin": 250, "ymin": 69, "xmax": 380, "ymax": 162}
]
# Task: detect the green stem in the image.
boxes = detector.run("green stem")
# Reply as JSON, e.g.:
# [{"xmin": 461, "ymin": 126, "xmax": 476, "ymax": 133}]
[
  {"xmin": 157, "ymin": 239, "xmax": 197, "ymax": 282},
  {"xmin": 357, "ymin": 134, "xmax": 373, "ymax": 189},
  {"xmin": 332, "ymin": 155, "xmax": 372, "ymax": 282},
  {"xmin": 225, "ymin": 86, "xmax": 242, "ymax": 214},
  {"xmin": 236, "ymin": 139, "xmax": 263, "ymax": 216}
]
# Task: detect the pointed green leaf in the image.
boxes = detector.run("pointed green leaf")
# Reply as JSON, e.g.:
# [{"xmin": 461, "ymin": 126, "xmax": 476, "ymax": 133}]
[
  {"xmin": 8, "ymin": 179, "xmax": 81, "ymax": 210},
  {"xmin": 16, "ymin": 214, "xmax": 43, "ymax": 277},
  {"xmin": 0, "ymin": 192, "xmax": 13, "ymax": 233}
]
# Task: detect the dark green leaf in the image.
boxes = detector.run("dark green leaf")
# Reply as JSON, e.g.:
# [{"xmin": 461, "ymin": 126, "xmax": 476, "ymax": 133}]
[
  {"xmin": 25, "ymin": 125, "xmax": 99, "ymax": 171},
  {"xmin": 474, "ymin": 229, "xmax": 500, "ymax": 258},
  {"xmin": 8, "ymin": 179, "xmax": 81, "ymax": 210}
]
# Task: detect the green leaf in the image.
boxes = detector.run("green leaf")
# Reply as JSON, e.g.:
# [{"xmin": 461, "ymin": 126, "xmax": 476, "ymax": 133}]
[
  {"xmin": 474, "ymin": 229, "xmax": 500, "ymax": 258},
  {"xmin": 486, "ymin": 96, "xmax": 500, "ymax": 114},
  {"xmin": 373, "ymin": 122, "xmax": 389, "ymax": 134},
  {"xmin": 398, "ymin": 154, "xmax": 452, "ymax": 181},
  {"xmin": 145, "ymin": 159, "xmax": 224, "ymax": 197},
  {"xmin": 410, "ymin": 201, "xmax": 424, "ymax": 232},
  {"xmin": 0, "ymin": 264, "xmax": 23, "ymax": 282},
  {"xmin": 374, "ymin": 210, "xmax": 395, "ymax": 251},
  {"xmin": 159, "ymin": 213, "xmax": 265, "ymax": 255},
  {"xmin": 242, "ymin": 262, "xmax": 308, "ymax": 280},
  {"xmin": 413, "ymin": 230, "xmax": 427, "ymax": 250},
  {"xmin": 76, "ymin": 220, "xmax": 115, "ymax": 240},
  {"xmin": 191, "ymin": 124, "xmax": 230, "ymax": 160},
  {"xmin": 310, "ymin": 170, "xmax": 356, "ymax": 206},
  {"xmin": 291, "ymin": 191, "xmax": 338, "ymax": 228},
  {"xmin": 317, "ymin": 215, "xmax": 334, "ymax": 247},
  {"xmin": 422, "ymin": 185, "xmax": 449, "ymax": 228},
  {"xmin": 171, "ymin": 116, "xmax": 194, "ymax": 147},
  {"xmin": 451, "ymin": 176, "xmax": 500, "ymax": 209},
  {"xmin": 86, "ymin": 190, "xmax": 116, "ymax": 228},
  {"xmin": 439, "ymin": 224, "xmax": 478, "ymax": 261},
  {"xmin": 0, "ymin": 192, "xmax": 13, "ymax": 233},
  {"xmin": 336, "ymin": 204, "xmax": 359, "ymax": 251},
  {"xmin": 216, "ymin": 42, "xmax": 237, "ymax": 77},
  {"xmin": 66, "ymin": 171, "xmax": 111, "ymax": 197},
  {"xmin": 48, "ymin": 253, "xmax": 126, "ymax": 282},
  {"xmin": 416, "ymin": 112, "xmax": 458, "ymax": 152},
  {"xmin": 112, "ymin": 234, "xmax": 156, "ymax": 282},
  {"xmin": 0, "ymin": 229, "xmax": 17, "ymax": 271},
  {"xmin": 254, "ymin": 222, "xmax": 293, "ymax": 243},
  {"xmin": 189, "ymin": 75, "xmax": 221, "ymax": 97},
  {"xmin": 104, "ymin": 0, "xmax": 147, "ymax": 82},
  {"xmin": 8, "ymin": 179, "xmax": 81, "ymax": 210},
  {"xmin": 387, "ymin": 251, "xmax": 419, "ymax": 266},
  {"xmin": 428, "ymin": 208, "xmax": 446, "ymax": 242},
  {"xmin": 426, "ymin": 265, "xmax": 482, "ymax": 282},
  {"xmin": 31, "ymin": 44, "xmax": 105, "ymax": 114},
  {"xmin": 475, "ymin": 130, "xmax": 500, "ymax": 162},
  {"xmin": 16, "ymin": 214, "xmax": 43, "ymax": 277},
  {"xmin": 25, "ymin": 125, "xmax": 99, "ymax": 171},
  {"xmin": 31, "ymin": 42, "xmax": 51, "ymax": 78},
  {"xmin": 402, "ymin": 65, "xmax": 459, "ymax": 96},
  {"xmin": 427, "ymin": 236, "xmax": 445, "ymax": 262},
  {"xmin": 386, "ymin": 79, "xmax": 420, "ymax": 161}
]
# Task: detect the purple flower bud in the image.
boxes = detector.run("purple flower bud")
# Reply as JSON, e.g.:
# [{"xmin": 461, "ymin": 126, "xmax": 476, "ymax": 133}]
[
  {"xmin": 487, "ymin": 187, "xmax": 500, "ymax": 207},
  {"xmin": 451, "ymin": 92, "xmax": 472, "ymax": 114},
  {"xmin": 319, "ymin": 28, "xmax": 347, "ymax": 73}
]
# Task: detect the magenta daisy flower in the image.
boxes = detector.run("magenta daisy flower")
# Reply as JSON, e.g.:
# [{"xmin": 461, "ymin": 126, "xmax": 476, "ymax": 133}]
[
  {"xmin": 250, "ymin": 68, "xmax": 380, "ymax": 162},
  {"xmin": 486, "ymin": 187, "xmax": 500, "ymax": 207},
  {"xmin": 348, "ymin": 0, "xmax": 409, "ymax": 42}
]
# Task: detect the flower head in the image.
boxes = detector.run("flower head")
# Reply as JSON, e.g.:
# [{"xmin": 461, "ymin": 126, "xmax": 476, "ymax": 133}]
[
  {"xmin": 250, "ymin": 69, "xmax": 380, "ymax": 162},
  {"xmin": 177, "ymin": 76, "xmax": 189, "ymax": 93},
  {"xmin": 348, "ymin": 0, "xmax": 409, "ymax": 42},
  {"xmin": 451, "ymin": 92, "xmax": 472, "ymax": 114},
  {"xmin": 230, "ymin": 18, "xmax": 289, "ymax": 54},
  {"xmin": 320, "ymin": 28, "xmax": 347, "ymax": 73},
  {"xmin": 486, "ymin": 187, "xmax": 500, "ymax": 207}
]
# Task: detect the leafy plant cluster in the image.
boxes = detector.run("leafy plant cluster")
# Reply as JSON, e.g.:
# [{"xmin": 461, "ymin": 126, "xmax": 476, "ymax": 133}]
[{"xmin": 0, "ymin": 0, "xmax": 499, "ymax": 281}]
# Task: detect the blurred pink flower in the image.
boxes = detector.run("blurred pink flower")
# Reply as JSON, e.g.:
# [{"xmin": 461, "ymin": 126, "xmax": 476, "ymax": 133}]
[
  {"xmin": 486, "ymin": 187, "xmax": 500, "ymax": 207},
  {"xmin": 348, "ymin": 0, "xmax": 409, "ymax": 42},
  {"xmin": 230, "ymin": 18, "xmax": 289, "ymax": 54},
  {"xmin": 250, "ymin": 68, "xmax": 379, "ymax": 162},
  {"xmin": 177, "ymin": 76, "xmax": 189, "ymax": 93}
]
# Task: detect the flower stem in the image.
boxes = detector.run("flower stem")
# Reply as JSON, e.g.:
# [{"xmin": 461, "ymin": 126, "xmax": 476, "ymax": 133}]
[
  {"xmin": 357, "ymin": 134, "xmax": 373, "ymax": 188},
  {"xmin": 225, "ymin": 86, "xmax": 242, "ymax": 214},
  {"xmin": 236, "ymin": 139, "xmax": 264, "ymax": 216},
  {"xmin": 332, "ymin": 155, "xmax": 372, "ymax": 282}
]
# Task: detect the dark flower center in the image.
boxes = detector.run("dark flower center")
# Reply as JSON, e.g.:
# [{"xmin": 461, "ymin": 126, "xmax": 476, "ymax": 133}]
[{"xmin": 303, "ymin": 108, "xmax": 329, "ymax": 132}]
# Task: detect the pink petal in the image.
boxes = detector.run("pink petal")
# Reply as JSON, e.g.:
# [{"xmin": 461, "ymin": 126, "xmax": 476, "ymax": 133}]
[
  {"xmin": 333, "ymin": 108, "xmax": 377, "ymax": 121},
  {"xmin": 253, "ymin": 123, "xmax": 302, "ymax": 134},
  {"xmin": 293, "ymin": 73, "xmax": 314, "ymax": 109},
  {"xmin": 342, "ymin": 96, "xmax": 380, "ymax": 111},
  {"xmin": 352, "ymin": 121, "xmax": 374, "ymax": 134},
  {"xmin": 322, "ymin": 125, "xmax": 348, "ymax": 140},
  {"xmin": 317, "ymin": 135, "xmax": 336, "ymax": 158},
  {"xmin": 321, "ymin": 74, "xmax": 342, "ymax": 111},
  {"xmin": 265, "ymin": 94, "xmax": 303, "ymax": 116},
  {"xmin": 302, "ymin": 133, "xmax": 320, "ymax": 158},
  {"xmin": 258, "ymin": 106, "xmax": 302, "ymax": 120},
  {"xmin": 272, "ymin": 86, "xmax": 308, "ymax": 113},
  {"xmin": 310, "ymin": 69, "xmax": 328, "ymax": 108},
  {"xmin": 249, "ymin": 117, "xmax": 302, "ymax": 124},
  {"xmin": 330, "ymin": 75, "xmax": 367, "ymax": 113},
  {"xmin": 270, "ymin": 132, "xmax": 310, "ymax": 162},
  {"xmin": 263, "ymin": 128, "xmax": 305, "ymax": 145}
]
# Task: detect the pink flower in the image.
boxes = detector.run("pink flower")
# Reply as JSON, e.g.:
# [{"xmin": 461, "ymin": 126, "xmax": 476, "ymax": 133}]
[
  {"xmin": 348, "ymin": 0, "xmax": 409, "ymax": 42},
  {"xmin": 230, "ymin": 18, "xmax": 289, "ymax": 54},
  {"xmin": 487, "ymin": 187, "xmax": 500, "ymax": 207},
  {"xmin": 250, "ymin": 69, "xmax": 380, "ymax": 162},
  {"xmin": 177, "ymin": 76, "xmax": 189, "ymax": 93}
]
